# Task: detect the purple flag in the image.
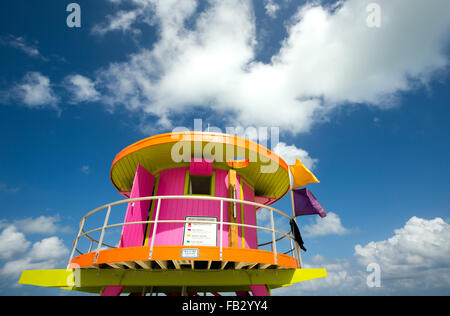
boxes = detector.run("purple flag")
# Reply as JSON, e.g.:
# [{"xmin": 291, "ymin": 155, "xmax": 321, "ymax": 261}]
[{"xmin": 293, "ymin": 188, "xmax": 327, "ymax": 218}]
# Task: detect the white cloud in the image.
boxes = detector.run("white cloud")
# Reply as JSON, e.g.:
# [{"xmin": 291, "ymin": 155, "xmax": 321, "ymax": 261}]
[
  {"xmin": 13, "ymin": 216, "xmax": 71, "ymax": 235},
  {"xmin": 256, "ymin": 209, "xmax": 270, "ymax": 224},
  {"xmin": 354, "ymin": 216, "xmax": 450, "ymax": 290},
  {"xmin": 80, "ymin": 165, "xmax": 90, "ymax": 174},
  {"xmin": 303, "ymin": 212, "xmax": 351, "ymax": 237},
  {"xmin": 65, "ymin": 75, "xmax": 100, "ymax": 103},
  {"xmin": 0, "ymin": 183, "xmax": 20, "ymax": 193},
  {"xmin": 0, "ymin": 35, "xmax": 46, "ymax": 60},
  {"xmin": 276, "ymin": 216, "xmax": 450, "ymax": 295},
  {"xmin": 0, "ymin": 226, "xmax": 31, "ymax": 260},
  {"xmin": 264, "ymin": 0, "xmax": 280, "ymax": 18},
  {"xmin": 90, "ymin": 0, "xmax": 450, "ymax": 134},
  {"xmin": 1, "ymin": 237, "xmax": 68, "ymax": 279},
  {"xmin": 28, "ymin": 237, "xmax": 69, "ymax": 262},
  {"xmin": 0, "ymin": 224, "xmax": 69, "ymax": 280},
  {"xmin": 11, "ymin": 72, "xmax": 59, "ymax": 110},
  {"xmin": 92, "ymin": 8, "xmax": 144, "ymax": 35},
  {"xmin": 273, "ymin": 142, "xmax": 318, "ymax": 169},
  {"xmin": 275, "ymin": 255, "xmax": 368, "ymax": 296},
  {"xmin": 92, "ymin": 0, "xmax": 198, "ymax": 37}
]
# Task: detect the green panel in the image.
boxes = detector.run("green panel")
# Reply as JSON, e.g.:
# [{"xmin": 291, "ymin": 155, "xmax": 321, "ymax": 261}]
[
  {"xmin": 73, "ymin": 268, "xmax": 327, "ymax": 287},
  {"xmin": 19, "ymin": 268, "xmax": 326, "ymax": 289},
  {"xmin": 210, "ymin": 172, "xmax": 216, "ymax": 196},
  {"xmin": 21, "ymin": 268, "xmax": 326, "ymax": 295},
  {"xmin": 183, "ymin": 169, "xmax": 190, "ymax": 195},
  {"xmin": 144, "ymin": 175, "xmax": 161, "ymax": 246},
  {"xmin": 240, "ymin": 182, "xmax": 245, "ymax": 248}
]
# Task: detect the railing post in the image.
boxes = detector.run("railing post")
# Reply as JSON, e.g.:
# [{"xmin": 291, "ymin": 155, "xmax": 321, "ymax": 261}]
[
  {"xmin": 220, "ymin": 200, "xmax": 223, "ymax": 261},
  {"xmin": 94, "ymin": 205, "xmax": 112, "ymax": 264},
  {"xmin": 149, "ymin": 198, "xmax": 161, "ymax": 260},
  {"xmin": 289, "ymin": 233, "xmax": 294, "ymax": 256},
  {"xmin": 269, "ymin": 208, "xmax": 278, "ymax": 265},
  {"xmin": 88, "ymin": 239, "xmax": 94, "ymax": 253},
  {"xmin": 67, "ymin": 217, "xmax": 86, "ymax": 269}
]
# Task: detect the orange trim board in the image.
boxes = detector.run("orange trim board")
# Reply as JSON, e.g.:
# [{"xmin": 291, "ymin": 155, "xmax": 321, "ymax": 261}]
[
  {"xmin": 69, "ymin": 252, "xmax": 96, "ymax": 269},
  {"xmin": 70, "ymin": 246, "xmax": 298, "ymax": 269}
]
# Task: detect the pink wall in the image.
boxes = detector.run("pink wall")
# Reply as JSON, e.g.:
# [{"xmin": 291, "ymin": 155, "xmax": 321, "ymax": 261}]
[
  {"xmin": 242, "ymin": 182, "xmax": 257, "ymax": 249},
  {"xmin": 146, "ymin": 167, "xmax": 257, "ymax": 249},
  {"xmin": 190, "ymin": 159, "xmax": 213, "ymax": 176}
]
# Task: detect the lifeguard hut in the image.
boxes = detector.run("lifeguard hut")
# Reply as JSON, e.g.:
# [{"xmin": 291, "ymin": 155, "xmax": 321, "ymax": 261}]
[{"xmin": 19, "ymin": 132, "xmax": 327, "ymax": 296}]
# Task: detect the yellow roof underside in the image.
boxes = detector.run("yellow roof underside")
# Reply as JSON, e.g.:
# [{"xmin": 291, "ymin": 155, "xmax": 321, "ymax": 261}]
[{"xmin": 110, "ymin": 132, "xmax": 290, "ymax": 199}]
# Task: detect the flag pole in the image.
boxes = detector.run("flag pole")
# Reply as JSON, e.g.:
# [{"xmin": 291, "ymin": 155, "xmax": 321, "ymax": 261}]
[{"xmin": 289, "ymin": 175, "xmax": 303, "ymax": 269}]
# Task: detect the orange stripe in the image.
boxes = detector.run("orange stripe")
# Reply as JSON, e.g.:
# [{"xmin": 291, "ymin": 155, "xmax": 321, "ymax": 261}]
[
  {"xmin": 70, "ymin": 246, "xmax": 298, "ymax": 269},
  {"xmin": 69, "ymin": 252, "xmax": 95, "ymax": 268},
  {"xmin": 96, "ymin": 246, "xmax": 150, "ymax": 264}
]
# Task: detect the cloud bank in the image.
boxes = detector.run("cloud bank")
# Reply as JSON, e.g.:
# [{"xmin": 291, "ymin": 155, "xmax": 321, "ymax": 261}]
[
  {"xmin": 303, "ymin": 212, "xmax": 351, "ymax": 238},
  {"xmin": 276, "ymin": 216, "xmax": 450, "ymax": 295},
  {"xmin": 0, "ymin": 218, "xmax": 70, "ymax": 281},
  {"xmin": 0, "ymin": 35, "xmax": 46, "ymax": 60},
  {"xmin": 86, "ymin": 0, "xmax": 449, "ymax": 133},
  {"xmin": 7, "ymin": 72, "xmax": 59, "ymax": 110}
]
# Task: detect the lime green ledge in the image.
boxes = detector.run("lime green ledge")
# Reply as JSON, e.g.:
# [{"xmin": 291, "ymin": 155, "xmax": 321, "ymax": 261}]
[
  {"xmin": 19, "ymin": 268, "xmax": 326, "ymax": 293},
  {"xmin": 19, "ymin": 269, "xmax": 75, "ymax": 288}
]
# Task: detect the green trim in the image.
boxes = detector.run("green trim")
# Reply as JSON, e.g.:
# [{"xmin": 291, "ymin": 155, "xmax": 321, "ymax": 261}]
[
  {"xmin": 240, "ymin": 181, "xmax": 245, "ymax": 248},
  {"xmin": 238, "ymin": 174, "xmax": 255, "ymax": 191},
  {"xmin": 144, "ymin": 175, "xmax": 160, "ymax": 246},
  {"xmin": 210, "ymin": 172, "xmax": 216, "ymax": 196},
  {"xmin": 184, "ymin": 169, "xmax": 190, "ymax": 195}
]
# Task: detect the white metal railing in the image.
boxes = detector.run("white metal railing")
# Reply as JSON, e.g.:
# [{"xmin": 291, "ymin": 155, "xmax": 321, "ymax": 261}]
[{"xmin": 68, "ymin": 195, "xmax": 300, "ymax": 268}]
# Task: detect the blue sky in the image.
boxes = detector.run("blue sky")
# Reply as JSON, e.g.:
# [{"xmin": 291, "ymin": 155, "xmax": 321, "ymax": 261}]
[{"xmin": 0, "ymin": 0, "xmax": 449, "ymax": 296}]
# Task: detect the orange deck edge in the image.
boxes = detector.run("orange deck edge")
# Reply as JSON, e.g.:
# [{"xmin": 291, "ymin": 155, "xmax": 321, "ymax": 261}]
[{"xmin": 70, "ymin": 246, "xmax": 298, "ymax": 270}]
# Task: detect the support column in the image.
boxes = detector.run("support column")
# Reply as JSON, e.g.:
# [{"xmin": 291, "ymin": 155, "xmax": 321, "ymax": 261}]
[
  {"xmin": 228, "ymin": 169, "xmax": 238, "ymax": 248},
  {"xmin": 101, "ymin": 286, "xmax": 124, "ymax": 296},
  {"xmin": 249, "ymin": 285, "xmax": 269, "ymax": 296}
]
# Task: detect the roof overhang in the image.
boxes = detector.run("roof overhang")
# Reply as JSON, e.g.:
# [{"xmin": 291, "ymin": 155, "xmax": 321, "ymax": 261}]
[{"xmin": 110, "ymin": 132, "xmax": 290, "ymax": 200}]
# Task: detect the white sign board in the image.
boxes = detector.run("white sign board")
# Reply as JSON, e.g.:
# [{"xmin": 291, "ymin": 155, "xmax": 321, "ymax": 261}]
[
  {"xmin": 183, "ymin": 216, "xmax": 217, "ymax": 247},
  {"xmin": 181, "ymin": 249, "xmax": 199, "ymax": 259}
]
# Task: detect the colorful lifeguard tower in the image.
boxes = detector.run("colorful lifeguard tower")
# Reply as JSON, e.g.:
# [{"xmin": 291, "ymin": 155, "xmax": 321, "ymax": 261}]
[{"xmin": 19, "ymin": 132, "xmax": 327, "ymax": 296}]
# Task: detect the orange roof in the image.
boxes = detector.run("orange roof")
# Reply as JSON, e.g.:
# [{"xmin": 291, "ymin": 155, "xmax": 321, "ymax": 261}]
[{"xmin": 110, "ymin": 132, "xmax": 290, "ymax": 200}]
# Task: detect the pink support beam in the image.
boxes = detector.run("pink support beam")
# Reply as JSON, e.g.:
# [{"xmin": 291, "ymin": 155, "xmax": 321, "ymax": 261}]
[
  {"xmin": 101, "ymin": 286, "xmax": 124, "ymax": 296},
  {"xmin": 242, "ymin": 182, "xmax": 257, "ymax": 249},
  {"xmin": 120, "ymin": 165, "xmax": 155, "ymax": 248},
  {"xmin": 103, "ymin": 165, "xmax": 154, "ymax": 296},
  {"xmin": 249, "ymin": 285, "xmax": 269, "ymax": 296}
]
